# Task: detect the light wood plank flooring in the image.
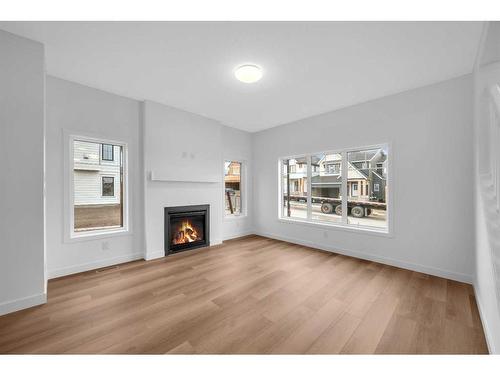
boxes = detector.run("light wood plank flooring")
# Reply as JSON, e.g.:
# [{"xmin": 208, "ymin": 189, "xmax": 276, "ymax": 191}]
[{"xmin": 0, "ymin": 235, "xmax": 488, "ymax": 354}]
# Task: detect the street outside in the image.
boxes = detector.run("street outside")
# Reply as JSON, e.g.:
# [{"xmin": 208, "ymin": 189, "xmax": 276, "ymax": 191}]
[{"xmin": 285, "ymin": 201, "xmax": 386, "ymax": 229}]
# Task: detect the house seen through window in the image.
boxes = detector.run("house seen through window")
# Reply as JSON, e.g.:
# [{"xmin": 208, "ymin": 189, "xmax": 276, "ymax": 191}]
[
  {"xmin": 281, "ymin": 146, "xmax": 388, "ymax": 231},
  {"xmin": 224, "ymin": 161, "xmax": 242, "ymax": 216},
  {"xmin": 73, "ymin": 139, "xmax": 125, "ymax": 233}
]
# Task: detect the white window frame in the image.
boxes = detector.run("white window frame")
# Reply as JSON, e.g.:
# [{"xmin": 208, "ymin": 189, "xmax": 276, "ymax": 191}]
[
  {"xmin": 278, "ymin": 143, "xmax": 392, "ymax": 236},
  {"xmin": 65, "ymin": 133, "xmax": 129, "ymax": 241},
  {"xmin": 223, "ymin": 159, "xmax": 247, "ymax": 219}
]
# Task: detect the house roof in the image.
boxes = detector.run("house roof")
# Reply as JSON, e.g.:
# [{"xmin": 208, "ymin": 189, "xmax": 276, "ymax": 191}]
[{"xmin": 348, "ymin": 149, "xmax": 380, "ymax": 162}]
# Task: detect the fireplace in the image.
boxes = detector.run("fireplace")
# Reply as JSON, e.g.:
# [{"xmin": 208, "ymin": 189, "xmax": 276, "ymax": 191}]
[{"xmin": 164, "ymin": 204, "xmax": 210, "ymax": 255}]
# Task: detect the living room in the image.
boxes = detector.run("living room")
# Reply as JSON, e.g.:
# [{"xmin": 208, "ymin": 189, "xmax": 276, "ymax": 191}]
[{"xmin": 1, "ymin": 2, "xmax": 500, "ymax": 372}]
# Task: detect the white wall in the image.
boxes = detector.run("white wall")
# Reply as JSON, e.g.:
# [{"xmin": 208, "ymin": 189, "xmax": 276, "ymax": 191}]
[
  {"xmin": 473, "ymin": 21, "xmax": 500, "ymax": 354},
  {"xmin": 0, "ymin": 30, "xmax": 46, "ymax": 315},
  {"xmin": 253, "ymin": 75, "xmax": 474, "ymax": 283},
  {"xmin": 45, "ymin": 76, "xmax": 144, "ymax": 278},
  {"xmin": 222, "ymin": 126, "xmax": 254, "ymax": 240},
  {"xmin": 143, "ymin": 101, "xmax": 254, "ymax": 259}
]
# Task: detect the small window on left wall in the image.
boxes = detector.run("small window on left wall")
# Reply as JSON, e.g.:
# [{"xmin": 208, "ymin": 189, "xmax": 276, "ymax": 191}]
[{"xmin": 72, "ymin": 138, "xmax": 126, "ymax": 235}]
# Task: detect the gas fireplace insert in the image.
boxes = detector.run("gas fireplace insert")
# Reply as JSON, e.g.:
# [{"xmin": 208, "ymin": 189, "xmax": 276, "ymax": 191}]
[{"xmin": 164, "ymin": 204, "xmax": 210, "ymax": 255}]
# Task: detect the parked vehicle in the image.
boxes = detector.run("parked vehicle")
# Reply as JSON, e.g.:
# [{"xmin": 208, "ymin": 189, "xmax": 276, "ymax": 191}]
[{"xmin": 286, "ymin": 194, "xmax": 386, "ymax": 218}]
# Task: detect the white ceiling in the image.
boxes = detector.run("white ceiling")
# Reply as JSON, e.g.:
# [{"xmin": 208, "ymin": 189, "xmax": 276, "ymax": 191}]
[{"xmin": 0, "ymin": 22, "xmax": 484, "ymax": 132}]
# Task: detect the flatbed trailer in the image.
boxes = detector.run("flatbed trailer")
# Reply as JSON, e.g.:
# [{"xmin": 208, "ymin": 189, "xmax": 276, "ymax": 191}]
[{"xmin": 285, "ymin": 195, "xmax": 386, "ymax": 218}]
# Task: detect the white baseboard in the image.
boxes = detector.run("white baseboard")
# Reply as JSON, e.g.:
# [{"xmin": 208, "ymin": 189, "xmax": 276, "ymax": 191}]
[
  {"xmin": 211, "ymin": 238, "xmax": 223, "ymax": 246},
  {"xmin": 144, "ymin": 250, "xmax": 164, "ymax": 261},
  {"xmin": 145, "ymin": 239, "xmax": 224, "ymax": 261},
  {"xmin": 48, "ymin": 252, "xmax": 144, "ymax": 278},
  {"xmin": 473, "ymin": 282, "xmax": 495, "ymax": 354},
  {"xmin": 256, "ymin": 231, "xmax": 473, "ymax": 284},
  {"xmin": 0, "ymin": 292, "xmax": 47, "ymax": 316},
  {"xmin": 222, "ymin": 229, "xmax": 255, "ymax": 241}
]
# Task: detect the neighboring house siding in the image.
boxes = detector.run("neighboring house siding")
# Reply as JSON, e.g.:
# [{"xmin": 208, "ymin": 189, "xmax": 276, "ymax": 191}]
[
  {"xmin": 74, "ymin": 140, "xmax": 100, "ymax": 165},
  {"xmin": 73, "ymin": 140, "xmax": 121, "ymax": 205}
]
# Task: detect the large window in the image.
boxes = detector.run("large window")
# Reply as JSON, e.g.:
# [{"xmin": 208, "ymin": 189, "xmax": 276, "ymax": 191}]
[
  {"xmin": 70, "ymin": 137, "xmax": 127, "ymax": 237},
  {"xmin": 280, "ymin": 145, "xmax": 389, "ymax": 232},
  {"xmin": 224, "ymin": 161, "xmax": 243, "ymax": 216}
]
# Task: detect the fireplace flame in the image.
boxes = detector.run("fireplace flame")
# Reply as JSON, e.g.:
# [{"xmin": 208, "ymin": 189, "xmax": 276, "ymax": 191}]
[{"xmin": 172, "ymin": 220, "xmax": 199, "ymax": 245}]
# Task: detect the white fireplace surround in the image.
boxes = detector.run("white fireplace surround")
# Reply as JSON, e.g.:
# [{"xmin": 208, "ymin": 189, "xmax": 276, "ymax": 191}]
[{"xmin": 142, "ymin": 100, "xmax": 253, "ymax": 261}]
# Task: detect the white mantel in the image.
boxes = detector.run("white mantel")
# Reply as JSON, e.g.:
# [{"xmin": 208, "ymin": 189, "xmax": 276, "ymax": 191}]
[
  {"xmin": 142, "ymin": 100, "xmax": 225, "ymax": 260},
  {"xmin": 150, "ymin": 168, "xmax": 220, "ymax": 183}
]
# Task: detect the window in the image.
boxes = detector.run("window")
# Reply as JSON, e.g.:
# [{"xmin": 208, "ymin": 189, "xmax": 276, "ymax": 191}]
[
  {"xmin": 326, "ymin": 162, "xmax": 340, "ymax": 174},
  {"xmin": 102, "ymin": 144, "xmax": 114, "ymax": 161},
  {"xmin": 311, "ymin": 152, "xmax": 342, "ymax": 223},
  {"xmin": 71, "ymin": 137, "xmax": 127, "ymax": 237},
  {"xmin": 280, "ymin": 145, "xmax": 389, "ymax": 232},
  {"xmin": 224, "ymin": 161, "xmax": 243, "ymax": 216},
  {"xmin": 282, "ymin": 157, "xmax": 308, "ymax": 219},
  {"xmin": 102, "ymin": 176, "xmax": 115, "ymax": 197}
]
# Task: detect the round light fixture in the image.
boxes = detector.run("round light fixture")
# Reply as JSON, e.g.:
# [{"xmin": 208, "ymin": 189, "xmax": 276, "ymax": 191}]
[{"xmin": 234, "ymin": 64, "xmax": 263, "ymax": 83}]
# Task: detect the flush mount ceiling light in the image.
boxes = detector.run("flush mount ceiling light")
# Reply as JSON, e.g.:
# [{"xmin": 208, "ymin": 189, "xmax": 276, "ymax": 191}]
[{"xmin": 234, "ymin": 64, "xmax": 263, "ymax": 83}]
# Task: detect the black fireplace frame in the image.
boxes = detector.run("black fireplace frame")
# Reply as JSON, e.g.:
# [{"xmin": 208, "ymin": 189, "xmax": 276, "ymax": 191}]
[{"xmin": 164, "ymin": 204, "xmax": 210, "ymax": 256}]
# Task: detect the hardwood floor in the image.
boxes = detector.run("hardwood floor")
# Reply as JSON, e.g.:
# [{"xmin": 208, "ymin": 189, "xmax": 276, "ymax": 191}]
[{"xmin": 0, "ymin": 235, "xmax": 488, "ymax": 354}]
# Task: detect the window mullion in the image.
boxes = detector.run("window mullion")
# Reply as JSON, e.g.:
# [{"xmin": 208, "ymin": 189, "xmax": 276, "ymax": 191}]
[
  {"xmin": 341, "ymin": 151, "xmax": 348, "ymax": 224},
  {"xmin": 307, "ymin": 156, "xmax": 312, "ymax": 220}
]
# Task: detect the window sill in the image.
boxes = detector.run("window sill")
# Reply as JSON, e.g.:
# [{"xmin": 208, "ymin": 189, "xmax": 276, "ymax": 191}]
[
  {"xmin": 224, "ymin": 214, "xmax": 248, "ymax": 222},
  {"xmin": 277, "ymin": 217, "xmax": 392, "ymax": 238},
  {"xmin": 66, "ymin": 227, "xmax": 131, "ymax": 243}
]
